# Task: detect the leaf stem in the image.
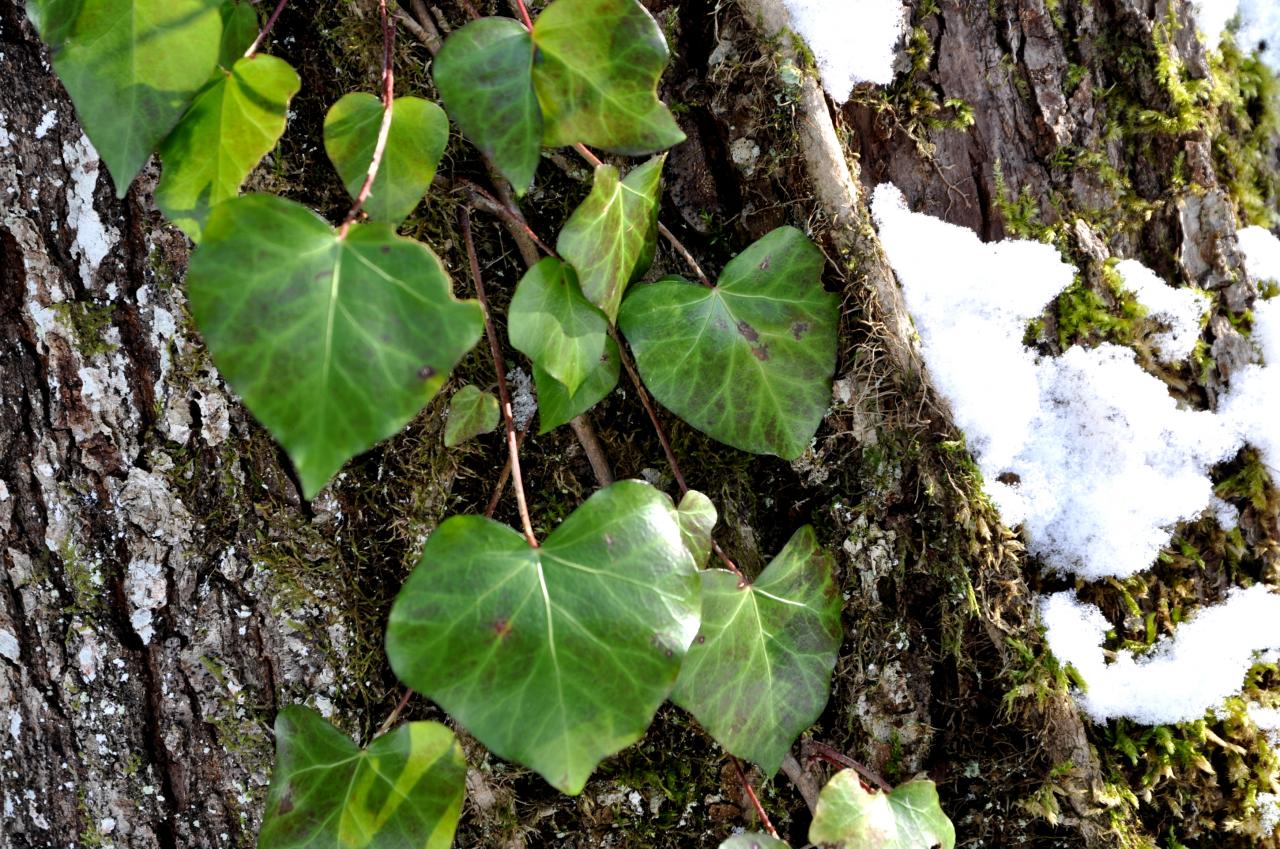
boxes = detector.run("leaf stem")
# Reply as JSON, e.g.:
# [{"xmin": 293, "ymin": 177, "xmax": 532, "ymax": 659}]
[
  {"xmin": 731, "ymin": 757, "xmax": 781, "ymax": 840},
  {"xmin": 805, "ymin": 740, "xmax": 893, "ymax": 793},
  {"xmin": 243, "ymin": 0, "xmax": 290, "ymax": 59},
  {"xmin": 461, "ymin": 178, "xmax": 557, "ymax": 259},
  {"xmin": 461, "ymin": 207, "xmax": 539, "ymax": 548},
  {"xmin": 513, "ymin": 0, "xmax": 535, "ymax": 30},
  {"xmin": 374, "ymin": 688, "xmax": 414, "ymax": 737},
  {"xmin": 338, "ymin": 0, "xmax": 395, "ymax": 237},
  {"xmin": 610, "ymin": 326, "xmax": 688, "ymax": 495}
]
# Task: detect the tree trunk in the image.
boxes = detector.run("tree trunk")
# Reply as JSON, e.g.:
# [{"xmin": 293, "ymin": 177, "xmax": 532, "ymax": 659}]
[{"xmin": 2, "ymin": 0, "xmax": 1276, "ymax": 847}]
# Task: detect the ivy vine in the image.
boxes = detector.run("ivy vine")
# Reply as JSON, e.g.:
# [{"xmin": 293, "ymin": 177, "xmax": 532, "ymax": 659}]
[{"xmin": 27, "ymin": 0, "xmax": 956, "ymax": 846}]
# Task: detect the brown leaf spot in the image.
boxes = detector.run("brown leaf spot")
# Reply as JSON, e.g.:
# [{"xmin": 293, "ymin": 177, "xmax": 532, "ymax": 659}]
[
  {"xmin": 791, "ymin": 321, "xmax": 810, "ymax": 340},
  {"xmin": 735, "ymin": 319, "xmax": 759, "ymax": 342},
  {"xmin": 695, "ymin": 634, "xmax": 706, "ymax": 644},
  {"xmin": 492, "ymin": 618, "xmax": 512, "ymax": 639},
  {"xmin": 418, "ymin": 365, "xmax": 437, "ymax": 380},
  {"xmin": 276, "ymin": 788, "xmax": 295, "ymax": 815},
  {"xmin": 758, "ymin": 256, "xmax": 771, "ymax": 271},
  {"xmin": 751, "ymin": 345, "xmax": 769, "ymax": 361},
  {"xmin": 380, "ymin": 244, "xmax": 392, "ymax": 254}
]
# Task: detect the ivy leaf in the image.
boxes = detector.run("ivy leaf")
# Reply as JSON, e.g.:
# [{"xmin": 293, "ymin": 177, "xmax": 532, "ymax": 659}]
[
  {"xmin": 324, "ymin": 94, "xmax": 449, "ymax": 225},
  {"xmin": 259, "ymin": 706, "xmax": 466, "ymax": 849},
  {"xmin": 676, "ymin": 490, "xmax": 717, "ymax": 568},
  {"xmin": 386, "ymin": 479, "xmax": 701, "ymax": 794},
  {"xmin": 557, "ymin": 155, "xmax": 664, "ymax": 321},
  {"xmin": 809, "ymin": 772, "xmax": 955, "ymax": 849},
  {"xmin": 509, "ymin": 257, "xmax": 608, "ymax": 396},
  {"xmin": 444, "ymin": 385, "xmax": 499, "ymax": 447},
  {"xmin": 217, "ymin": 0, "xmax": 259, "ymax": 69},
  {"xmin": 530, "ymin": 0, "xmax": 684, "ymax": 153},
  {"xmin": 155, "ymin": 55, "xmax": 300, "ymax": 241},
  {"xmin": 433, "ymin": 17, "xmax": 541, "ymax": 192},
  {"xmin": 187, "ymin": 194, "xmax": 483, "ymax": 498},
  {"xmin": 719, "ymin": 834, "xmax": 790, "ymax": 849},
  {"xmin": 35, "ymin": 0, "xmax": 225, "ymax": 195},
  {"xmin": 534, "ymin": 335, "xmax": 620, "ymax": 434},
  {"xmin": 673, "ymin": 526, "xmax": 841, "ymax": 774},
  {"xmin": 618, "ymin": 226, "xmax": 837, "ymax": 459}
]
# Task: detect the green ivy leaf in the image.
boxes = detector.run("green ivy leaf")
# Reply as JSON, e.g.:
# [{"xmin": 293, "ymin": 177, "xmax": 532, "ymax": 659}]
[
  {"xmin": 618, "ymin": 226, "xmax": 837, "ymax": 459},
  {"xmin": 673, "ymin": 525, "xmax": 841, "ymax": 774},
  {"xmin": 324, "ymin": 94, "xmax": 449, "ymax": 225},
  {"xmin": 676, "ymin": 490, "xmax": 716, "ymax": 568},
  {"xmin": 531, "ymin": 0, "xmax": 684, "ymax": 153},
  {"xmin": 35, "ymin": 0, "xmax": 225, "ymax": 195},
  {"xmin": 444, "ymin": 385, "xmax": 499, "ymax": 447},
  {"xmin": 719, "ymin": 834, "xmax": 790, "ymax": 849},
  {"xmin": 187, "ymin": 194, "xmax": 483, "ymax": 498},
  {"xmin": 260, "ymin": 706, "xmax": 466, "ymax": 849},
  {"xmin": 533, "ymin": 334, "xmax": 620, "ymax": 434},
  {"xmin": 557, "ymin": 155, "xmax": 664, "ymax": 321},
  {"xmin": 217, "ymin": 0, "xmax": 259, "ymax": 69},
  {"xmin": 809, "ymin": 772, "xmax": 956, "ymax": 849},
  {"xmin": 156, "ymin": 55, "xmax": 300, "ymax": 241},
  {"xmin": 433, "ymin": 17, "xmax": 541, "ymax": 192},
  {"xmin": 509, "ymin": 257, "xmax": 608, "ymax": 396},
  {"xmin": 386, "ymin": 479, "xmax": 701, "ymax": 794}
]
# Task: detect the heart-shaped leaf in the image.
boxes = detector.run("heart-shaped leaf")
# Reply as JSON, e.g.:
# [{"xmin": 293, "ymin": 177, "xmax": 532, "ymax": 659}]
[
  {"xmin": 444, "ymin": 385, "xmax": 499, "ymax": 447},
  {"xmin": 34, "ymin": 0, "xmax": 224, "ymax": 195},
  {"xmin": 673, "ymin": 525, "xmax": 841, "ymax": 774},
  {"xmin": 531, "ymin": 0, "xmax": 684, "ymax": 153},
  {"xmin": 187, "ymin": 194, "xmax": 483, "ymax": 498},
  {"xmin": 386, "ymin": 479, "xmax": 701, "ymax": 794},
  {"xmin": 619, "ymin": 226, "xmax": 838, "ymax": 459},
  {"xmin": 676, "ymin": 490, "xmax": 717, "ymax": 568},
  {"xmin": 433, "ymin": 17, "xmax": 541, "ymax": 192},
  {"xmin": 534, "ymin": 335, "xmax": 620, "ymax": 434},
  {"xmin": 324, "ymin": 94, "xmax": 449, "ymax": 225},
  {"xmin": 558, "ymin": 155, "xmax": 664, "ymax": 321},
  {"xmin": 260, "ymin": 706, "xmax": 466, "ymax": 849},
  {"xmin": 719, "ymin": 834, "xmax": 790, "ymax": 849},
  {"xmin": 217, "ymin": 0, "xmax": 259, "ymax": 69},
  {"xmin": 509, "ymin": 257, "xmax": 608, "ymax": 396},
  {"xmin": 156, "ymin": 55, "xmax": 300, "ymax": 241},
  {"xmin": 809, "ymin": 772, "xmax": 955, "ymax": 849}
]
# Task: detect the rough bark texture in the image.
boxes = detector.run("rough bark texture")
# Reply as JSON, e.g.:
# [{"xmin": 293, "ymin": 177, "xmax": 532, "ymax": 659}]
[{"xmin": 2, "ymin": 0, "xmax": 1278, "ymax": 847}]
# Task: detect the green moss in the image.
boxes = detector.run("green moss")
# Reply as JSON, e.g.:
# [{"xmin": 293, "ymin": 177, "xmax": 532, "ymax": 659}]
[
  {"xmin": 1212, "ymin": 37, "xmax": 1280, "ymax": 227},
  {"xmin": 1054, "ymin": 263, "xmax": 1148, "ymax": 349},
  {"xmin": 51, "ymin": 300, "xmax": 116, "ymax": 357}
]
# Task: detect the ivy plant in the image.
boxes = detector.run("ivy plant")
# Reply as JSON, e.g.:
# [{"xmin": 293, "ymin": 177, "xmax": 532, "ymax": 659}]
[{"xmin": 24, "ymin": 0, "xmax": 955, "ymax": 845}]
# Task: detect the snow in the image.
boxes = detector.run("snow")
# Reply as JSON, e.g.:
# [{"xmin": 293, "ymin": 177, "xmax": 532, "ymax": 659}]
[
  {"xmin": 1191, "ymin": 0, "xmax": 1280, "ymax": 71},
  {"xmin": 1114, "ymin": 259, "xmax": 1210, "ymax": 363},
  {"xmin": 779, "ymin": 0, "xmax": 906, "ymax": 99},
  {"xmin": 1041, "ymin": 586, "xmax": 1280, "ymax": 724},
  {"xmin": 1237, "ymin": 225, "xmax": 1280, "ymax": 286}
]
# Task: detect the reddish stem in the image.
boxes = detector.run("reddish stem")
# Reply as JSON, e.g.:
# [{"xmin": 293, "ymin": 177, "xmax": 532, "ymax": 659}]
[
  {"xmin": 461, "ymin": 208, "xmax": 539, "ymax": 548},
  {"xmin": 243, "ymin": 0, "xmax": 290, "ymax": 59},
  {"xmin": 375, "ymin": 688, "xmax": 414, "ymax": 737},
  {"xmin": 461, "ymin": 178, "xmax": 557, "ymax": 258},
  {"xmin": 806, "ymin": 740, "xmax": 893, "ymax": 793},
  {"xmin": 732, "ymin": 757, "xmax": 781, "ymax": 840},
  {"xmin": 338, "ymin": 0, "xmax": 395, "ymax": 237},
  {"xmin": 515, "ymin": 0, "xmax": 535, "ymax": 30},
  {"xmin": 610, "ymin": 326, "xmax": 688, "ymax": 495}
]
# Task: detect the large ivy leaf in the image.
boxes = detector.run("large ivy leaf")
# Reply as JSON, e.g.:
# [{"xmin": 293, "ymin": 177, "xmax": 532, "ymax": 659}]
[
  {"xmin": 324, "ymin": 94, "xmax": 449, "ymax": 225},
  {"xmin": 386, "ymin": 479, "xmax": 701, "ymax": 794},
  {"xmin": 35, "ymin": 0, "xmax": 225, "ymax": 195},
  {"xmin": 217, "ymin": 0, "xmax": 259, "ymax": 68},
  {"xmin": 676, "ymin": 490, "xmax": 716, "ymax": 568},
  {"xmin": 155, "ymin": 55, "xmax": 299, "ymax": 241},
  {"xmin": 673, "ymin": 525, "xmax": 841, "ymax": 774},
  {"xmin": 509, "ymin": 257, "xmax": 608, "ymax": 396},
  {"xmin": 433, "ymin": 17, "xmax": 541, "ymax": 192},
  {"xmin": 557, "ymin": 155, "xmax": 664, "ymax": 321},
  {"xmin": 530, "ymin": 0, "xmax": 684, "ymax": 153},
  {"xmin": 444, "ymin": 385, "xmax": 499, "ymax": 447},
  {"xmin": 187, "ymin": 194, "xmax": 483, "ymax": 498},
  {"xmin": 260, "ymin": 706, "xmax": 466, "ymax": 849},
  {"xmin": 719, "ymin": 835, "xmax": 790, "ymax": 849},
  {"xmin": 618, "ymin": 226, "xmax": 837, "ymax": 459},
  {"xmin": 534, "ymin": 335, "xmax": 620, "ymax": 434},
  {"xmin": 809, "ymin": 772, "xmax": 955, "ymax": 849}
]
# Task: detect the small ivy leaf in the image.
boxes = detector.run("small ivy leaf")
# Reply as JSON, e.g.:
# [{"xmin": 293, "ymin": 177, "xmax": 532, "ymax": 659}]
[
  {"xmin": 676, "ymin": 490, "xmax": 716, "ymax": 568},
  {"xmin": 324, "ymin": 94, "xmax": 449, "ymax": 225},
  {"xmin": 509, "ymin": 257, "xmax": 609, "ymax": 396},
  {"xmin": 618, "ymin": 226, "xmax": 838, "ymax": 459},
  {"xmin": 433, "ymin": 17, "xmax": 541, "ymax": 192},
  {"xmin": 719, "ymin": 834, "xmax": 791, "ymax": 849},
  {"xmin": 34, "ymin": 0, "xmax": 225, "ymax": 195},
  {"xmin": 217, "ymin": 0, "xmax": 259, "ymax": 69},
  {"xmin": 260, "ymin": 706, "xmax": 466, "ymax": 849},
  {"xmin": 809, "ymin": 771, "xmax": 956, "ymax": 849},
  {"xmin": 386, "ymin": 479, "xmax": 701, "ymax": 794},
  {"xmin": 557, "ymin": 155, "xmax": 664, "ymax": 322},
  {"xmin": 534, "ymin": 334, "xmax": 620, "ymax": 434},
  {"xmin": 672, "ymin": 525, "xmax": 841, "ymax": 774},
  {"xmin": 187, "ymin": 194, "xmax": 483, "ymax": 498},
  {"xmin": 530, "ymin": 0, "xmax": 685, "ymax": 154},
  {"xmin": 444, "ymin": 385, "xmax": 499, "ymax": 447},
  {"xmin": 156, "ymin": 55, "xmax": 300, "ymax": 241}
]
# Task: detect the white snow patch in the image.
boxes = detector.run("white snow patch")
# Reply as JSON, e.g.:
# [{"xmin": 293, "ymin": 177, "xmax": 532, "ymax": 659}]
[
  {"xmin": 1192, "ymin": 0, "xmax": 1280, "ymax": 71},
  {"xmin": 779, "ymin": 0, "xmax": 906, "ymax": 99},
  {"xmin": 1259, "ymin": 792, "xmax": 1280, "ymax": 835},
  {"xmin": 1209, "ymin": 496, "xmax": 1240, "ymax": 530},
  {"xmin": 1041, "ymin": 586, "xmax": 1280, "ymax": 723},
  {"xmin": 33, "ymin": 109, "xmax": 56, "ymax": 139},
  {"xmin": 1115, "ymin": 259, "xmax": 1210, "ymax": 363},
  {"xmin": 1221, "ymin": 297, "xmax": 1280, "ymax": 475},
  {"xmin": 62, "ymin": 134, "xmax": 118, "ymax": 282},
  {"xmin": 1238, "ymin": 225, "xmax": 1280, "ymax": 286}
]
